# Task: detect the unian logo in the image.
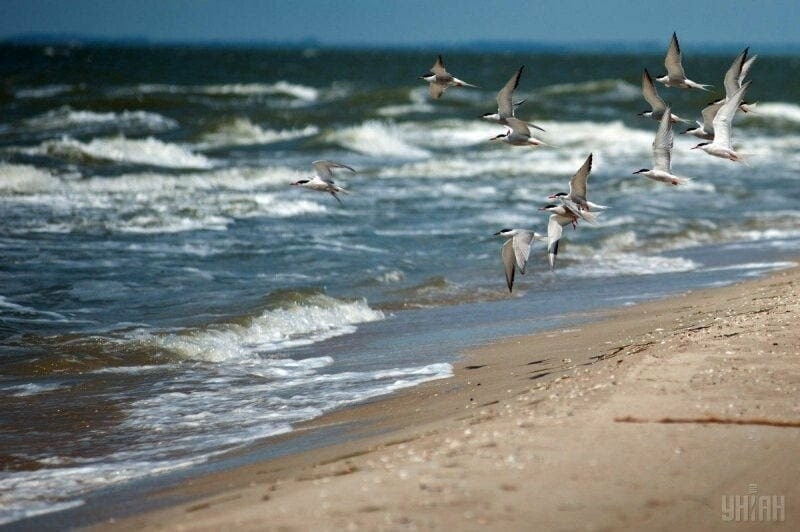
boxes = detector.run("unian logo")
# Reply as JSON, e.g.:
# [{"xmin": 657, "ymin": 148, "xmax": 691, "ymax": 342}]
[{"xmin": 722, "ymin": 484, "xmax": 785, "ymax": 522}]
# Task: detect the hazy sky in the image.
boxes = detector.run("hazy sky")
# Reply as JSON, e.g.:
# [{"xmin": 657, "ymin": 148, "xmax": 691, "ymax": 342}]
[{"xmin": 1, "ymin": 0, "xmax": 799, "ymax": 48}]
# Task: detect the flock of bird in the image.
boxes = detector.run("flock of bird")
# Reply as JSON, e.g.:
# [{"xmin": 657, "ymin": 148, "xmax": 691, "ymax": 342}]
[{"xmin": 290, "ymin": 33, "xmax": 755, "ymax": 293}]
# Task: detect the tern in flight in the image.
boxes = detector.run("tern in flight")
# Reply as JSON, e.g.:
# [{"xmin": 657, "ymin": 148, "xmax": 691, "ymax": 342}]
[
  {"xmin": 490, "ymin": 117, "xmax": 551, "ymax": 148},
  {"xmin": 656, "ymin": 32, "xmax": 711, "ymax": 91},
  {"xmin": 482, "ymin": 66, "xmax": 545, "ymax": 132},
  {"xmin": 633, "ymin": 107, "xmax": 691, "ymax": 185},
  {"xmin": 419, "ymin": 55, "xmax": 477, "ymax": 99},
  {"xmin": 691, "ymin": 81, "xmax": 751, "ymax": 162},
  {"xmin": 639, "ymin": 68, "xmax": 689, "ymax": 123},
  {"xmin": 548, "ymin": 153, "xmax": 608, "ymax": 212},
  {"xmin": 493, "ymin": 228, "xmax": 545, "ymax": 292},
  {"xmin": 290, "ymin": 160, "xmax": 355, "ymax": 204}
]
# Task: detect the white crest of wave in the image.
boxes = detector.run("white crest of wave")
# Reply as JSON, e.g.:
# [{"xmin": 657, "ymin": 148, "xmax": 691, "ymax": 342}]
[
  {"xmin": 748, "ymin": 102, "xmax": 800, "ymax": 124},
  {"xmin": 0, "ymin": 163, "xmax": 59, "ymax": 193},
  {"xmin": 152, "ymin": 296, "xmax": 385, "ymax": 362},
  {"xmin": 14, "ymin": 84, "xmax": 73, "ymax": 99},
  {"xmin": 136, "ymin": 81, "xmax": 319, "ymax": 101},
  {"xmin": 327, "ymin": 120, "xmax": 431, "ymax": 159},
  {"xmin": 565, "ymin": 231, "xmax": 698, "ymax": 277},
  {"xmin": 23, "ymin": 106, "xmax": 178, "ymax": 132},
  {"xmin": 32, "ymin": 135, "xmax": 213, "ymax": 169},
  {"xmin": 537, "ymin": 79, "xmax": 640, "ymax": 100},
  {"xmin": 197, "ymin": 118, "xmax": 318, "ymax": 149}
]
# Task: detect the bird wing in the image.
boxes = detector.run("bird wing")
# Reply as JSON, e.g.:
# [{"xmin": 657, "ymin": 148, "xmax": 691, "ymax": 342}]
[
  {"xmin": 512, "ymin": 230, "xmax": 535, "ymax": 274},
  {"xmin": 547, "ymin": 215, "xmax": 566, "ymax": 270},
  {"xmin": 501, "ymin": 239, "xmax": 516, "ymax": 292},
  {"xmin": 312, "ymin": 160, "xmax": 355, "ymax": 183},
  {"xmin": 642, "ymin": 69, "xmax": 665, "ymax": 111},
  {"xmin": 428, "ymin": 83, "xmax": 446, "ymax": 99},
  {"xmin": 739, "ymin": 54, "xmax": 757, "ymax": 86},
  {"xmin": 700, "ymin": 100, "xmax": 724, "ymax": 131},
  {"xmin": 505, "ymin": 117, "xmax": 531, "ymax": 137},
  {"xmin": 712, "ymin": 81, "xmax": 750, "ymax": 149},
  {"xmin": 653, "ymin": 107, "xmax": 674, "ymax": 172},
  {"xmin": 664, "ymin": 32, "xmax": 687, "ymax": 79},
  {"xmin": 723, "ymin": 47, "xmax": 748, "ymax": 98},
  {"xmin": 568, "ymin": 153, "xmax": 593, "ymax": 203},
  {"xmin": 431, "ymin": 55, "xmax": 447, "ymax": 76},
  {"xmin": 497, "ymin": 66, "xmax": 524, "ymax": 118}
]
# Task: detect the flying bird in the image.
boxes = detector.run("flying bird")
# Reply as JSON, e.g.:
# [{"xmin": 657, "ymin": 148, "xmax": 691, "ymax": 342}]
[
  {"xmin": 419, "ymin": 55, "xmax": 477, "ymax": 99},
  {"xmin": 656, "ymin": 32, "xmax": 711, "ymax": 91},
  {"xmin": 493, "ymin": 228, "xmax": 544, "ymax": 292},
  {"xmin": 489, "ymin": 117, "xmax": 551, "ymax": 148},
  {"xmin": 721, "ymin": 47, "xmax": 758, "ymax": 113},
  {"xmin": 290, "ymin": 160, "xmax": 355, "ymax": 204},
  {"xmin": 638, "ymin": 68, "xmax": 689, "ymax": 123},
  {"xmin": 538, "ymin": 204, "xmax": 579, "ymax": 271},
  {"xmin": 548, "ymin": 153, "xmax": 608, "ymax": 212},
  {"xmin": 482, "ymin": 66, "xmax": 545, "ymax": 131},
  {"xmin": 633, "ymin": 106, "xmax": 691, "ymax": 185},
  {"xmin": 681, "ymin": 99, "xmax": 724, "ymax": 140},
  {"xmin": 691, "ymin": 81, "xmax": 751, "ymax": 162}
]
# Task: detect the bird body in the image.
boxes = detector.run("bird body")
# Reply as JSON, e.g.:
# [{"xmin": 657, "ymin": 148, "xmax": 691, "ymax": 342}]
[
  {"xmin": 639, "ymin": 68, "xmax": 689, "ymax": 123},
  {"xmin": 419, "ymin": 55, "xmax": 477, "ymax": 99},
  {"xmin": 548, "ymin": 153, "xmax": 608, "ymax": 212},
  {"xmin": 537, "ymin": 205, "xmax": 577, "ymax": 271},
  {"xmin": 634, "ymin": 106, "xmax": 691, "ymax": 185},
  {"xmin": 490, "ymin": 117, "xmax": 550, "ymax": 147},
  {"xmin": 682, "ymin": 100, "xmax": 724, "ymax": 140},
  {"xmin": 691, "ymin": 81, "xmax": 751, "ymax": 162},
  {"xmin": 656, "ymin": 32, "xmax": 711, "ymax": 91},
  {"xmin": 291, "ymin": 160, "xmax": 355, "ymax": 204},
  {"xmin": 494, "ymin": 228, "xmax": 544, "ymax": 292}
]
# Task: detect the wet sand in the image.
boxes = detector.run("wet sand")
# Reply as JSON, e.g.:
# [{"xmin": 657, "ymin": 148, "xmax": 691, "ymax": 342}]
[{"xmin": 91, "ymin": 266, "xmax": 799, "ymax": 531}]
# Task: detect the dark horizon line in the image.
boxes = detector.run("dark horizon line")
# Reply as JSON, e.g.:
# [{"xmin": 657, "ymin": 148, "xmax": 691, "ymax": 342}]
[{"xmin": 4, "ymin": 32, "xmax": 800, "ymax": 55}]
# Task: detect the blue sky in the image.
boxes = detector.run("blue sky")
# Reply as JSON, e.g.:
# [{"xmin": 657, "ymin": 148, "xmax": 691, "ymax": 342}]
[{"xmin": 1, "ymin": 0, "xmax": 798, "ymax": 49}]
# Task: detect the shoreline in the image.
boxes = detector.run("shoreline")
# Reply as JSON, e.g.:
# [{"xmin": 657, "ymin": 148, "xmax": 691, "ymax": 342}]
[{"xmin": 78, "ymin": 264, "xmax": 799, "ymax": 529}]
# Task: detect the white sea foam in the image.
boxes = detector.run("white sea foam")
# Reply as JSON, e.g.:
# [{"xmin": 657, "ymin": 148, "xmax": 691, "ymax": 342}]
[
  {"xmin": 22, "ymin": 106, "xmax": 178, "ymax": 133},
  {"xmin": 14, "ymin": 84, "xmax": 74, "ymax": 99},
  {"xmin": 326, "ymin": 120, "xmax": 431, "ymax": 159},
  {"xmin": 134, "ymin": 81, "xmax": 319, "ymax": 101},
  {"xmin": 537, "ymin": 79, "xmax": 640, "ymax": 101},
  {"xmin": 152, "ymin": 295, "xmax": 385, "ymax": 362},
  {"xmin": 0, "ymin": 163, "xmax": 59, "ymax": 193},
  {"xmin": 1, "ymin": 382, "xmax": 69, "ymax": 397},
  {"xmin": 747, "ymin": 102, "xmax": 800, "ymax": 124},
  {"xmin": 25, "ymin": 135, "xmax": 213, "ymax": 169},
  {"xmin": 197, "ymin": 118, "xmax": 318, "ymax": 149}
]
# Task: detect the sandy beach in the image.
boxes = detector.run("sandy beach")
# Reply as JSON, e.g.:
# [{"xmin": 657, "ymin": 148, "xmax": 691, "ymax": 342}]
[{"xmin": 89, "ymin": 265, "xmax": 799, "ymax": 531}]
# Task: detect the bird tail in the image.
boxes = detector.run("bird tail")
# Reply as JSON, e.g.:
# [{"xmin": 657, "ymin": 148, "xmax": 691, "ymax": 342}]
[
  {"xmin": 689, "ymin": 81, "xmax": 712, "ymax": 91},
  {"xmin": 731, "ymin": 151, "xmax": 749, "ymax": 166},
  {"xmin": 578, "ymin": 209, "xmax": 599, "ymax": 225}
]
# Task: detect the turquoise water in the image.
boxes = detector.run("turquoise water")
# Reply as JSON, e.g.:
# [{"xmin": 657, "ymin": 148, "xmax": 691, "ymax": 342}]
[{"xmin": 1, "ymin": 43, "xmax": 799, "ymax": 524}]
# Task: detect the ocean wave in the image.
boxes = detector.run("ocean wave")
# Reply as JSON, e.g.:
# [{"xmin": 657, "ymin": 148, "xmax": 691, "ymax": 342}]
[
  {"xmin": 14, "ymin": 84, "xmax": 74, "ymax": 99},
  {"xmin": 1, "ymin": 166, "xmax": 330, "ymax": 234},
  {"xmin": 0, "ymin": 163, "xmax": 59, "ymax": 193},
  {"xmin": 537, "ymin": 79, "xmax": 640, "ymax": 101},
  {"xmin": 134, "ymin": 81, "xmax": 319, "ymax": 101},
  {"xmin": 196, "ymin": 118, "xmax": 318, "ymax": 149},
  {"xmin": 23, "ymin": 135, "xmax": 213, "ymax": 169},
  {"xmin": 325, "ymin": 120, "xmax": 431, "ymax": 159},
  {"xmin": 745, "ymin": 102, "xmax": 800, "ymax": 124},
  {"xmin": 21, "ymin": 106, "xmax": 178, "ymax": 134},
  {"xmin": 150, "ymin": 294, "xmax": 385, "ymax": 362}
]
